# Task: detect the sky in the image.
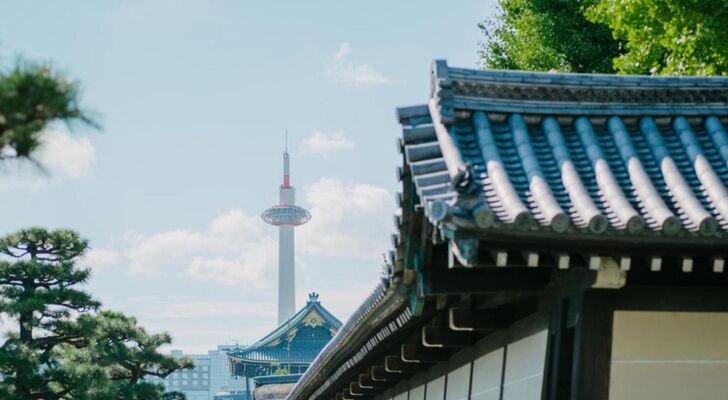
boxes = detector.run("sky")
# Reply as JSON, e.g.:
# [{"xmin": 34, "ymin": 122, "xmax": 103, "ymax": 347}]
[{"xmin": 0, "ymin": 0, "xmax": 497, "ymax": 353}]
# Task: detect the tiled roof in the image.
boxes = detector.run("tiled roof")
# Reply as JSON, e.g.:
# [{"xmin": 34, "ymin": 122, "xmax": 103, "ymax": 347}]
[
  {"xmin": 229, "ymin": 295, "xmax": 341, "ymax": 365},
  {"xmin": 398, "ymin": 61, "xmax": 728, "ymax": 249},
  {"xmin": 250, "ymin": 298, "xmax": 341, "ymax": 350},
  {"xmin": 230, "ymin": 346, "xmax": 324, "ymax": 364}
]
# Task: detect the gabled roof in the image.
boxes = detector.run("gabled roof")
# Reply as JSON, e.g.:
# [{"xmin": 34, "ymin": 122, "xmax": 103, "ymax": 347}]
[
  {"xmin": 230, "ymin": 293, "xmax": 341, "ymax": 365},
  {"xmin": 398, "ymin": 60, "xmax": 728, "ymax": 265},
  {"xmin": 249, "ymin": 293, "xmax": 341, "ymax": 349}
]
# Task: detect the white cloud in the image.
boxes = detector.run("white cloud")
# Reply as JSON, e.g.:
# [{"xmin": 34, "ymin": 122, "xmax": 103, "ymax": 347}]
[
  {"xmin": 127, "ymin": 229, "xmax": 206, "ymax": 274},
  {"xmin": 298, "ymin": 178, "xmax": 393, "ymax": 259},
  {"xmin": 301, "ymin": 130, "xmax": 354, "ymax": 156},
  {"xmin": 119, "ymin": 180, "xmax": 392, "ymax": 283},
  {"xmin": 186, "ymin": 238, "xmax": 275, "ymax": 288},
  {"xmin": 325, "ymin": 42, "xmax": 391, "ymax": 88},
  {"xmin": 122, "ymin": 210, "xmax": 276, "ymax": 289},
  {"xmin": 38, "ymin": 130, "xmax": 96, "ymax": 178},
  {"xmin": 208, "ymin": 209, "xmax": 265, "ymax": 244},
  {"xmin": 81, "ymin": 248, "xmax": 120, "ymax": 272},
  {"xmin": 0, "ymin": 130, "xmax": 96, "ymax": 191}
]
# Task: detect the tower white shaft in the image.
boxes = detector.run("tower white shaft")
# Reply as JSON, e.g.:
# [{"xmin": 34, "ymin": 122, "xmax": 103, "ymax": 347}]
[
  {"xmin": 277, "ymin": 176, "xmax": 296, "ymax": 325},
  {"xmin": 277, "ymin": 224, "xmax": 295, "ymax": 325},
  {"xmin": 262, "ymin": 147, "xmax": 311, "ymax": 326}
]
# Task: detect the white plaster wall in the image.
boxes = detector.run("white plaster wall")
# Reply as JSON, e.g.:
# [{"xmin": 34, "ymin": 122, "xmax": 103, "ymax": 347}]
[
  {"xmin": 409, "ymin": 384, "xmax": 425, "ymax": 400},
  {"xmin": 501, "ymin": 330, "xmax": 548, "ymax": 400},
  {"xmin": 470, "ymin": 348, "xmax": 504, "ymax": 400},
  {"xmin": 426, "ymin": 375, "xmax": 446, "ymax": 400},
  {"xmin": 610, "ymin": 311, "xmax": 728, "ymax": 400},
  {"xmin": 446, "ymin": 363, "xmax": 471, "ymax": 400}
]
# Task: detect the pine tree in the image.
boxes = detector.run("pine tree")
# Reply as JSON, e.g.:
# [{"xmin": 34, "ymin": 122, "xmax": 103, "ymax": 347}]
[
  {"xmin": 0, "ymin": 228, "xmax": 99, "ymax": 399},
  {"xmin": 0, "ymin": 61, "xmax": 97, "ymax": 162},
  {"xmin": 0, "ymin": 227, "xmax": 191, "ymax": 399}
]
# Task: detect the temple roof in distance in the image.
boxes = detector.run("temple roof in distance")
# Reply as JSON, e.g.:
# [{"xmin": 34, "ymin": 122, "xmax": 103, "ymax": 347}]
[
  {"xmin": 287, "ymin": 62, "xmax": 728, "ymax": 400},
  {"xmin": 229, "ymin": 293, "xmax": 341, "ymax": 366}
]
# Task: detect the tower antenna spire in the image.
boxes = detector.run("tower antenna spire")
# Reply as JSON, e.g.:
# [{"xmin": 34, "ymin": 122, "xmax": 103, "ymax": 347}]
[{"xmin": 285, "ymin": 129, "xmax": 288, "ymax": 154}]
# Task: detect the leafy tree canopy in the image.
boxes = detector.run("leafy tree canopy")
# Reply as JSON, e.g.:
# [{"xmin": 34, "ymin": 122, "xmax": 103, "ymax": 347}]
[
  {"xmin": 587, "ymin": 0, "xmax": 728, "ymax": 76},
  {"xmin": 480, "ymin": 0, "xmax": 728, "ymax": 75},
  {"xmin": 0, "ymin": 227, "xmax": 191, "ymax": 400},
  {"xmin": 479, "ymin": 0, "xmax": 620, "ymax": 73},
  {"xmin": 0, "ymin": 60, "xmax": 97, "ymax": 161}
]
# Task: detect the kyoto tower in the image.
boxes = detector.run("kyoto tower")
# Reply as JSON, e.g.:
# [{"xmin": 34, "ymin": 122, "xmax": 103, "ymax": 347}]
[{"xmin": 262, "ymin": 142, "xmax": 311, "ymax": 325}]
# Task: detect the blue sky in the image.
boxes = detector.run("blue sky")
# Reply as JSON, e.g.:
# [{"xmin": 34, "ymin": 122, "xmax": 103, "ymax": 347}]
[{"xmin": 0, "ymin": 1, "xmax": 496, "ymax": 353}]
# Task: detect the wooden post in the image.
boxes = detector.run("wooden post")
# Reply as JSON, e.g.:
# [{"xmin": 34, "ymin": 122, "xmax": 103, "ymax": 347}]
[{"xmin": 571, "ymin": 290, "xmax": 615, "ymax": 400}]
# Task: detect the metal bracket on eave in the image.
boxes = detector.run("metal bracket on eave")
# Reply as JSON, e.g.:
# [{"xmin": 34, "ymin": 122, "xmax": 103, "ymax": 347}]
[{"xmin": 591, "ymin": 256, "xmax": 627, "ymax": 289}]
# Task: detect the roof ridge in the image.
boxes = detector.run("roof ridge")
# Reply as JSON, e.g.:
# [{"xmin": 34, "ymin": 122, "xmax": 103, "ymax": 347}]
[
  {"xmin": 242, "ymin": 298, "xmax": 341, "ymax": 350},
  {"xmin": 431, "ymin": 60, "xmax": 728, "ymax": 117}
]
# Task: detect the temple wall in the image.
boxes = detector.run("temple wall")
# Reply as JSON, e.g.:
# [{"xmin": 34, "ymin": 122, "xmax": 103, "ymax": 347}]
[
  {"xmin": 369, "ymin": 286, "xmax": 728, "ymax": 400},
  {"xmin": 609, "ymin": 311, "xmax": 728, "ymax": 400},
  {"xmin": 379, "ymin": 330, "xmax": 548, "ymax": 400}
]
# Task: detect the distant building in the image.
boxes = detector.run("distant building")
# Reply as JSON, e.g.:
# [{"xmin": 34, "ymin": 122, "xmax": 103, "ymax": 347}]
[
  {"xmin": 147, "ymin": 345, "xmax": 248, "ymax": 400},
  {"xmin": 228, "ymin": 292, "xmax": 341, "ymax": 380}
]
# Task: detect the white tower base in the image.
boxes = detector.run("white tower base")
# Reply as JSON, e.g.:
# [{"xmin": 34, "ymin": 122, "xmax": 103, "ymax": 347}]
[{"xmin": 277, "ymin": 225, "xmax": 295, "ymax": 325}]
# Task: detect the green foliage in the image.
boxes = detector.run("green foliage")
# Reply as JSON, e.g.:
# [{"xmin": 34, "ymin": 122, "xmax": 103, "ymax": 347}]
[
  {"xmin": 72, "ymin": 311, "xmax": 194, "ymax": 399},
  {"xmin": 586, "ymin": 0, "xmax": 728, "ymax": 75},
  {"xmin": 0, "ymin": 60, "xmax": 97, "ymax": 161},
  {"xmin": 0, "ymin": 227, "xmax": 191, "ymax": 399},
  {"xmin": 480, "ymin": 0, "xmax": 728, "ymax": 76},
  {"xmin": 0, "ymin": 227, "xmax": 99, "ymax": 399},
  {"xmin": 479, "ymin": 0, "xmax": 620, "ymax": 73}
]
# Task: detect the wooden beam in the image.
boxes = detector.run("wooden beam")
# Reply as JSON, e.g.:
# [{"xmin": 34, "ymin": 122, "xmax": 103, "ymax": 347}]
[
  {"xmin": 448, "ymin": 307, "xmax": 512, "ymax": 331},
  {"xmin": 400, "ymin": 343, "xmax": 450, "ymax": 363},
  {"xmin": 423, "ymin": 268, "xmax": 551, "ymax": 295},
  {"xmin": 614, "ymin": 286, "xmax": 728, "ymax": 312},
  {"xmin": 472, "ymin": 291, "xmax": 539, "ymax": 310},
  {"xmin": 421, "ymin": 326, "xmax": 473, "ymax": 348}
]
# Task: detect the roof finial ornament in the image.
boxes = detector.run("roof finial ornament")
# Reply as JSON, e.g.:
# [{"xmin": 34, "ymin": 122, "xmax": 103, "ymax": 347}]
[{"xmin": 308, "ymin": 292, "xmax": 320, "ymax": 303}]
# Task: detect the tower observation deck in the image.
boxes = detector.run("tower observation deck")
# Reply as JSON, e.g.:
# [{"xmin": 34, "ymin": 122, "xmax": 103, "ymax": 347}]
[{"xmin": 262, "ymin": 147, "xmax": 311, "ymax": 325}]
